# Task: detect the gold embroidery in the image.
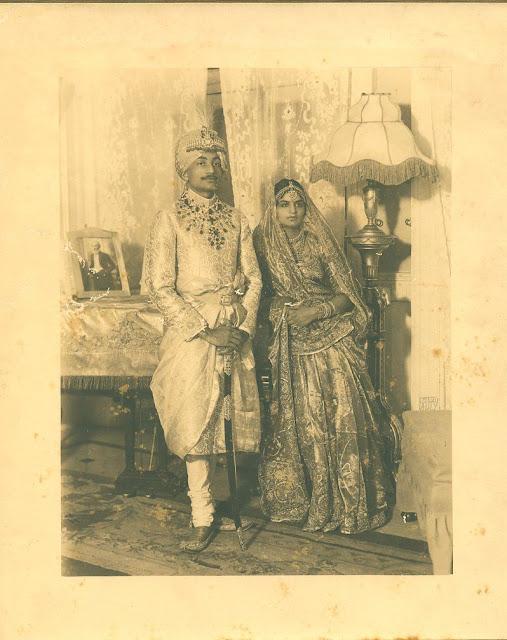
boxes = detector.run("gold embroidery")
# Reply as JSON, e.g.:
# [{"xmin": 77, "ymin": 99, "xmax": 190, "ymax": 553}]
[{"xmin": 255, "ymin": 189, "xmax": 392, "ymax": 534}]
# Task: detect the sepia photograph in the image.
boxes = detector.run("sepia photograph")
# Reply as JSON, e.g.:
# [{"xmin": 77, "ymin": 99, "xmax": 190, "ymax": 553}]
[
  {"xmin": 2, "ymin": 4, "xmax": 507, "ymax": 640},
  {"xmin": 60, "ymin": 66, "xmax": 451, "ymax": 577}
]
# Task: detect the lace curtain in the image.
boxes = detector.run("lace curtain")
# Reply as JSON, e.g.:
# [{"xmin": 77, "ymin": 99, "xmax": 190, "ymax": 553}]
[
  {"xmin": 60, "ymin": 69, "xmax": 207, "ymax": 296},
  {"xmin": 220, "ymin": 69, "xmax": 350, "ymax": 241}
]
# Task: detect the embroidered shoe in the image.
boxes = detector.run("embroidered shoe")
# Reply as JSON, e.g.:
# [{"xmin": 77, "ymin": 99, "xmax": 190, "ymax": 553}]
[{"xmin": 179, "ymin": 525, "xmax": 215, "ymax": 553}]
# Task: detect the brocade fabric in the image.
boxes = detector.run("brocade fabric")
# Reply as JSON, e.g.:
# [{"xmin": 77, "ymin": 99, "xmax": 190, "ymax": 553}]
[
  {"xmin": 254, "ymin": 192, "xmax": 392, "ymax": 534},
  {"xmin": 144, "ymin": 189, "xmax": 262, "ymax": 459}
]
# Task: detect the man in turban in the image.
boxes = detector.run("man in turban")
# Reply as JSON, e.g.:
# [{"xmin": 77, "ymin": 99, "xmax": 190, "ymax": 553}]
[{"xmin": 145, "ymin": 126, "xmax": 262, "ymax": 552}]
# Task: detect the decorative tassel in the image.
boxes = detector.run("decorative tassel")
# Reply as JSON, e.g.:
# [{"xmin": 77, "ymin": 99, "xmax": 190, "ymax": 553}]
[
  {"xmin": 310, "ymin": 158, "xmax": 439, "ymax": 187},
  {"xmin": 61, "ymin": 375, "xmax": 152, "ymax": 393}
]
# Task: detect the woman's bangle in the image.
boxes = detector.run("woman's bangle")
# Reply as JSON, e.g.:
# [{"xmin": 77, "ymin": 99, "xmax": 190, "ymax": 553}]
[
  {"xmin": 312, "ymin": 303, "xmax": 322, "ymax": 320},
  {"xmin": 325, "ymin": 300, "xmax": 336, "ymax": 318},
  {"xmin": 315, "ymin": 301, "xmax": 335, "ymax": 320}
]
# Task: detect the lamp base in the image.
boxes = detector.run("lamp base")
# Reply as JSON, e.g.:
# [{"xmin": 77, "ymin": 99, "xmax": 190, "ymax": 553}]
[
  {"xmin": 348, "ymin": 223, "xmax": 396, "ymax": 289},
  {"xmin": 346, "ymin": 182, "xmax": 402, "ymax": 472}
]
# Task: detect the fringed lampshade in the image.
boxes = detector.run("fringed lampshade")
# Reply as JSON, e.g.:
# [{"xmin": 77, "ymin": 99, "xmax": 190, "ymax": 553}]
[
  {"xmin": 311, "ymin": 93, "xmax": 438, "ymax": 186},
  {"xmin": 309, "ymin": 92, "xmax": 439, "ymax": 280}
]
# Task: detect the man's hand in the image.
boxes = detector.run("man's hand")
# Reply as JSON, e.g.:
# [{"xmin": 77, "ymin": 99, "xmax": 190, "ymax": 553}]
[
  {"xmin": 286, "ymin": 304, "xmax": 319, "ymax": 327},
  {"xmin": 217, "ymin": 328, "xmax": 250, "ymax": 355},
  {"xmin": 201, "ymin": 326, "xmax": 249, "ymax": 351}
]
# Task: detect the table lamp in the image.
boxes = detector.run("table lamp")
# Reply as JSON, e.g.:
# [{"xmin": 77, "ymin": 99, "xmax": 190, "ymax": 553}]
[{"xmin": 311, "ymin": 92, "xmax": 439, "ymax": 469}]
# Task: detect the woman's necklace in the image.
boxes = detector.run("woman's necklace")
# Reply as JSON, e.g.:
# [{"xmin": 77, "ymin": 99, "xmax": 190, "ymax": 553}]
[{"xmin": 287, "ymin": 227, "xmax": 306, "ymax": 263}]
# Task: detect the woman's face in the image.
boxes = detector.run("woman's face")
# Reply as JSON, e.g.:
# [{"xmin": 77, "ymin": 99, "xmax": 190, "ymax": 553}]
[{"xmin": 276, "ymin": 193, "xmax": 306, "ymax": 231}]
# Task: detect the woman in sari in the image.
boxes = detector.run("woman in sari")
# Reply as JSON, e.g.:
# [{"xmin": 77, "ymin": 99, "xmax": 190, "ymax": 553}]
[{"xmin": 253, "ymin": 178, "xmax": 393, "ymax": 534}]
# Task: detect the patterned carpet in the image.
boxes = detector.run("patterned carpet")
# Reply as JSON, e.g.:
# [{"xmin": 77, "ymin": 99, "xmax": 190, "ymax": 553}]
[{"xmin": 62, "ymin": 472, "xmax": 432, "ymax": 576}]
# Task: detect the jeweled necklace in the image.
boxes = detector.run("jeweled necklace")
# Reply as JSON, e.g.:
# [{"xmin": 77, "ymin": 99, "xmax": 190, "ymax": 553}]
[
  {"xmin": 286, "ymin": 226, "xmax": 306, "ymax": 263},
  {"xmin": 176, "ymin": 190, "xmax": 235, "ymax": 250}
]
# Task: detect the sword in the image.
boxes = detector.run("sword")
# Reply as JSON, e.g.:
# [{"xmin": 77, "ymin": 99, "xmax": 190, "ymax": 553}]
[{"xmin": 223, "ymin": 350, "xmax": 247, "ymax": 551}]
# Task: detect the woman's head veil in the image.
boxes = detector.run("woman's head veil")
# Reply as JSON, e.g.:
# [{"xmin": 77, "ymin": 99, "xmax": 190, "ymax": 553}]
[{"xmin": 256, "ymin": 178, "xmax": 370, "ymax": 341}]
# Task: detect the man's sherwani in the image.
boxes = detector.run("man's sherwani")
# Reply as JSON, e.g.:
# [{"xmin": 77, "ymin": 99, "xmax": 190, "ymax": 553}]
[{"xmin": 145, "ymin": 189, "xmax": 261, "ymax": 459}]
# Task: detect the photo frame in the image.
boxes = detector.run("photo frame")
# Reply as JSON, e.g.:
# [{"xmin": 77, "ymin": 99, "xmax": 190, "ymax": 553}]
[{"xmin": 66, "ymin": 227, "xmax": 131, "ymax": 299}]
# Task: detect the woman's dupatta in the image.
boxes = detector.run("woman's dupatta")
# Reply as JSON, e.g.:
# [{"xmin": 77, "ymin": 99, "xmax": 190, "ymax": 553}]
[{"xmin": 254, "ymin": 190, "xmax": 372, "ymax": 522}]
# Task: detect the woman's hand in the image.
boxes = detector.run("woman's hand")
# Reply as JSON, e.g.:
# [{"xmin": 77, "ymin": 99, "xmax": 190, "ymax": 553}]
[{"xmin": 286, "ymin": 304, "xmax": 319, "ymax": 327}]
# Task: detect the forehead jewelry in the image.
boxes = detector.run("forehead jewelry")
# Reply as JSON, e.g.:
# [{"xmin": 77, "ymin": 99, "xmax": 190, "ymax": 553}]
[
  {"xmin": 284, "ymin": 188, "xmax": 301, "ymax": 201},
  {"xmin": 277, "ymin": 180, "xmax": 305, "ymax": 202}
]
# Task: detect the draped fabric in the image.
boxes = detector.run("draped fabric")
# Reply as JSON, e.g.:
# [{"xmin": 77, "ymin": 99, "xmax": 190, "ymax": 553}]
[
  {"xmin": 61, "ymin": 300, "xmax": 161, "ymax": 380},
  {"xmin": 60, "ymin": 69, "xmax": 208, "ymax": 298},
  {"xmin": 254, "ymin": 190, "xmax": 392, "ymax": 533},
  {"xmin": 220, "ymin": 69, "xmax": 349, "ymax": 234},
  {"xmin": 396, "ymin": 410, "xmax": 452, "ymax": 574}
]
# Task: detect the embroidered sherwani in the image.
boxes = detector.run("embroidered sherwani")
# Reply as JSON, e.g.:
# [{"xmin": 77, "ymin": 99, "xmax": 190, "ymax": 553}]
[{"xmin": 145, "ymin": 189, "xmax": 262, "ymax": 460}]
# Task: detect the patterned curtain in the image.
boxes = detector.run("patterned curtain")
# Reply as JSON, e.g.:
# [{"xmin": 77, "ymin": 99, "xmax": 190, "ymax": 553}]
[
  {"xmin": 220, "ymin": 69, "xmax": 350, "ymax": 240},
  {"xmin": 60, "ymin": 69, "xmax": 208, "ymax": 296}
]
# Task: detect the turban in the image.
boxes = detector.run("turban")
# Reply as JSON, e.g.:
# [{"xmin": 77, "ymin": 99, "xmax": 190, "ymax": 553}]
[{"xmin": 175, "ymin": 126, "xmax": 228, "ymax": 179}]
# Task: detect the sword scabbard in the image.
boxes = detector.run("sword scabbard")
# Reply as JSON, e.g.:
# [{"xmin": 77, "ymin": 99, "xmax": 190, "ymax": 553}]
[{"xmin": 222, "ymin": 352, "xmax": 246, "ymax": 550}]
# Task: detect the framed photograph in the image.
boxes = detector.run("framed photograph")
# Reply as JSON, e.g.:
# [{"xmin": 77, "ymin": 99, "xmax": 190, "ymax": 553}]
[{"xmin": 66, "ymin": 227, "xmax": 131, "ymax": 299}]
